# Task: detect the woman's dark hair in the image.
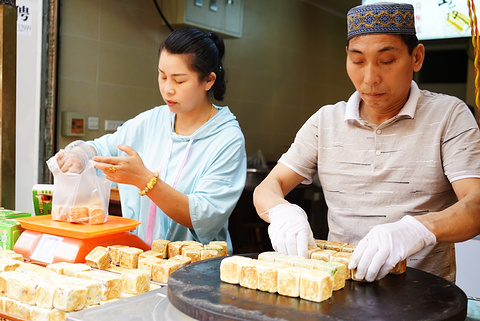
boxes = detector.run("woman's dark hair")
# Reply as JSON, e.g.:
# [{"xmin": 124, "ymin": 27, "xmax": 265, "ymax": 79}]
[{"xmin": 159, "ymin": 27, "xmax": 226, "ymax": 101}]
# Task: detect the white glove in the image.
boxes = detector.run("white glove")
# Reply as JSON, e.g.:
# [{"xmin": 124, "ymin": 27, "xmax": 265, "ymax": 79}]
[
  {"xmin": 349, "ymin": 215, "xmax": 436, "ymax": 282},
  {"xmin": 267, "ymin": 204, "xmax": 316, "ymax": 258},
  {"xmin": 55, "ymin": 140, "xmax": 96, "ymax": 173}
]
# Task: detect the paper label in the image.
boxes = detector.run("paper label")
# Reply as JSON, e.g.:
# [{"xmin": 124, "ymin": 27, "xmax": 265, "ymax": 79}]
[
  {"xmin": 31, "ymin": 234, "xmax": 64, "ymax": 264},
  {"xmin": 17, "ymin": 0, "xmax": 34, "ymax": 36}
]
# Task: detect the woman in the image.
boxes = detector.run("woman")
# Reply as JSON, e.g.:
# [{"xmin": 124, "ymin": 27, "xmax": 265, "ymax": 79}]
[{"xmin": 56, "ymin": 27, "xmax": 247, "ymax": 253}]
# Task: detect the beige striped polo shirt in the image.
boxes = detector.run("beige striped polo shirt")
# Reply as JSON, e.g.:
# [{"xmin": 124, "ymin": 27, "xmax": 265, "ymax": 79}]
[{"xmin": 279, "ymin": 81, "xmax": 480, "ymax": 282}]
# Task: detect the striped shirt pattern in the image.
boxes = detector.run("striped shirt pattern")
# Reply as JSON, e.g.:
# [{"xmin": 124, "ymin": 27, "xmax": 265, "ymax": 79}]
[{"xmin": 279, "ymin": 81, "xmax": 480, "ymax": 281}]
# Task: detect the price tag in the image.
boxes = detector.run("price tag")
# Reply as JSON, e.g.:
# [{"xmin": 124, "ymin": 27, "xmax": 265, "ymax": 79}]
[{"xmin": 30, "ymin": 234, "xmax": 64, "ymax": 264}]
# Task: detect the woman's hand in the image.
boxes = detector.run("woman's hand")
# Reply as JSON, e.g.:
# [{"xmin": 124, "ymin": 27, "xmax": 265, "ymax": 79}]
[
  {"xmin": 56, "ymin": 140, "xmax": 96, "ymax": 173},
  {"xmin": 93, "ymin": 144, "xmax": 153, "ymax": 189}
]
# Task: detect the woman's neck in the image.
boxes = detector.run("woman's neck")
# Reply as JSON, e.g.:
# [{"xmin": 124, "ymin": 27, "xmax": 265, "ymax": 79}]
[{"xmin": 174, "ymin": 102, "xmax": 216, "ymax": 135}]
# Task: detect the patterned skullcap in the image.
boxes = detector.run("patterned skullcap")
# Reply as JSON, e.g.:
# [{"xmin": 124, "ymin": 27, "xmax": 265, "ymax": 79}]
[{"xmin": 347, "ymin": 2, "xmax": 416, "ymax": 40}]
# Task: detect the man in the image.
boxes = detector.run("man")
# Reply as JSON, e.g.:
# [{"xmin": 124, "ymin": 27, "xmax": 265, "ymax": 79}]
[{"xmin": 253, "ymin": 2, "xmax": 480, "ymax": 283}]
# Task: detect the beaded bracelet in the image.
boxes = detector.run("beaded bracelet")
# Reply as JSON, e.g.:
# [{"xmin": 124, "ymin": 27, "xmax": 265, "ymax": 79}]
[{"xmin": 139, "ymin": 172, "xmax": 159, "ymax": 196}]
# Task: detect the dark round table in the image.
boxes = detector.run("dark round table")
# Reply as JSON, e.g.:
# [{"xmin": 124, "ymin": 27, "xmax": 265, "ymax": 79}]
[{"xmin": 168, "ymin": 254, "xmax": 467, "ymax": 321}]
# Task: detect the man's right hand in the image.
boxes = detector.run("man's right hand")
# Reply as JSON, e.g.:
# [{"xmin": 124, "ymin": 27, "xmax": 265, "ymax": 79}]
[
  {"xmin": 56, "ymin": 140, "xmax": 96, "ymax": 173},
  {"xmin": 267, "ymin": 203, "xmax": 316, "ymax": 258}
]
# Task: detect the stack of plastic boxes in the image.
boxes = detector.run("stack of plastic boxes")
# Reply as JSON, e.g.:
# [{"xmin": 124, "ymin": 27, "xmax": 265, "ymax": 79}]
[{"xmin": 0, "ymin": 210, "xmax": 32, "ymax": 250}]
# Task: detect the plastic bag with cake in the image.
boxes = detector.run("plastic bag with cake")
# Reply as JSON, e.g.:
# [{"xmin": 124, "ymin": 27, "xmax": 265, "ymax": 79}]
[{"xmin": 47, "ymin": 156, "xmax": 112, "ymax": 224}]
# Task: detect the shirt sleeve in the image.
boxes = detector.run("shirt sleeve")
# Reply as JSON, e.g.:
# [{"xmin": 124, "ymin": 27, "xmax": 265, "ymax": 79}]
[
  {"xmin": 278, "ymin": 110, "xmax": 321, "ymax": 184},
  {"xmin": 441, "ymin": 101, "xmax": 480, "ymax": 182},
  {"xmin": 88, "ymin": 109, "xmax": 153, "ymax": 157},
  {"xmin": 188, "ymin": 127, "xmax": 247, "ymax": 244}
]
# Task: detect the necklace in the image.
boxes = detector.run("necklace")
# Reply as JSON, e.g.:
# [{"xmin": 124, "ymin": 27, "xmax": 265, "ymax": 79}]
[{"xmin": 174, "ymin": 104, "xmax": 214, "ymax": 134}]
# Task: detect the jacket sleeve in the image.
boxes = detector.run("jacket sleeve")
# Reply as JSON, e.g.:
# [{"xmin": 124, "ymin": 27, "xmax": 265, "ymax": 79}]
[
  {"xmin": 188, "ymin": 127, "xmax": 247, "ymax": 244},
  {"xmin": 88, "ymin": 108, "xmax": 156, "ymax": 157}
]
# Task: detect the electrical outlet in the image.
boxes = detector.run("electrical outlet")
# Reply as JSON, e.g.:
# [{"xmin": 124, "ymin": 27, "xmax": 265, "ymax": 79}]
[
  {"xmin": 88, "ymin": 117, "xmax": 99, "ymax": 130},
  {"xmin": 105, "ymin": 120, "xmax": 124, "ymax": 131},
  {"xmin": 62, "ymin": 112, "xmax": 86, "ymax": 136}
]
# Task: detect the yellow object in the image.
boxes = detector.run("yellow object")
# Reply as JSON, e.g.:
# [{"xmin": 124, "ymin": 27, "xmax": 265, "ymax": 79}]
[
  {"xmin": 469, "ymin": 0, "xmax": 480, "ymax": 110},
  {"xmin": 447, "ymin": 11, "xmax": 470, "ymax": 32},
  {"xmin": 108, "ymin": 166, "xmax": 117, "ymax": 173},
  {"xmin": 138, "ymin": 172, "xmax": 159, "ymax": 196}
]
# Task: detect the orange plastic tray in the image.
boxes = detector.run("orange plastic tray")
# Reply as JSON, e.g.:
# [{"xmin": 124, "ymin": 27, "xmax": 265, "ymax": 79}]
[{"xmin": 16, "ymin": 215, "xmax": 140, "ymax": 239}]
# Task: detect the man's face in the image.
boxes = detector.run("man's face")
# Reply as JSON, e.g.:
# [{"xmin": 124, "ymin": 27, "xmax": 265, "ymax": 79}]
[{"xmin": 346, "ymin": 34, "xmax": 424, "ymax": 113}]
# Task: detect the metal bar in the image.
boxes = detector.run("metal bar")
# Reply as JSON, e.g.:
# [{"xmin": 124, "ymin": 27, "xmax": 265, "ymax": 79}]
[
  {"xmin": 38, "ymin": 0, "xmax": 58, "ymax": 184},
  {"xmin": 0, "ymin": 3, "xmax": 16, "ymax": 209}
]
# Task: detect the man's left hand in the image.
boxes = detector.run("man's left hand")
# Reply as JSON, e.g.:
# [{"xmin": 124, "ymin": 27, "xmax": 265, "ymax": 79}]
[{"xmin": 349, "ymin": 215, "xmax": 436, "ymax": 282}]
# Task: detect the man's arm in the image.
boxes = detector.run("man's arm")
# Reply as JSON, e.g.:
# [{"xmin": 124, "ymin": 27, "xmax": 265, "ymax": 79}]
[
  {"xmin": 417, "ymin": 177, "xmax": 480, "ymax": 242},
  {"xmin": 253, "ymin": 163, "xmax": 316, "ymax": 257},
  {"xmin": 253, "ymin": 163, "xmax": 306, "ymax": 221},
  {"xmin": 350, "ymin": 177, "xmax": 480, "ymax": 282}
]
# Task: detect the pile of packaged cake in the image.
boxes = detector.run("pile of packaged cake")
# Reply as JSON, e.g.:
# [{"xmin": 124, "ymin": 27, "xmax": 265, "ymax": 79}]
[
  {"xmin": 220, "ymin": 239, "xmax": 406, "ymax": 303},
  {"xmin": 0, "ymin": 239, "xmax": 226, "ymax": 320}
]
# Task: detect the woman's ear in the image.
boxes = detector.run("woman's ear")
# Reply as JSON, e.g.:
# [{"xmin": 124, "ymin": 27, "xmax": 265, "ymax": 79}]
[{"xmin": 205, "ymin": 72, "xmax": 216, "ymax": 91}]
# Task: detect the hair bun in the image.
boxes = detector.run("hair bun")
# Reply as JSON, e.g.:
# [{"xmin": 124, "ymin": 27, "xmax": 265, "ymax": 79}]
[{"xmin": 207, "ymin": 32, "xmax": 225, "ymax": 60}]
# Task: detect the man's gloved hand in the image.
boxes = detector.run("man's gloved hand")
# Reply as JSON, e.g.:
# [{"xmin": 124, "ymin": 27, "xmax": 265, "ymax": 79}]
[
  {"xmin": 267, "ymin": 203, "xmax": 316, "ymax": 258},
  {"xmin": 55, "ymin": 140, "xmax": 96, "ymax": 173},
  {"xmin": 349, "ymin": 215, "xmax": 436, "ymax": 282}
]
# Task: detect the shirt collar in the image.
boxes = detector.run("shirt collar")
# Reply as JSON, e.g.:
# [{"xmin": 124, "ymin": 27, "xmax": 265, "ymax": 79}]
[{"xmin": 345, "ymin": 80, "xmax": 421, "ymax": 122}]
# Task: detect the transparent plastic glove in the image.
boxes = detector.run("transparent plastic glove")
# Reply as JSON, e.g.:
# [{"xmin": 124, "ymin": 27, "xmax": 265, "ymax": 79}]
[
  {"xmin": 267, "ymin": 204, "xmax": 316, "ymax": 258},
  {"xmin": 55, "ymin": 140, "xmax": 96, "ymax": 173},
  {"xmin": 349, "ymin": 215, "xmax": 436, "ymax": 282}
]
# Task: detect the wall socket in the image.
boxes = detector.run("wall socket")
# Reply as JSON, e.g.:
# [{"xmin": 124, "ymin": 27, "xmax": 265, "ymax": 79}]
[
  {"xmin": 105, "ymin": 120, "xmax": 124, "ymax": 131},
  {"xmin": 88, "ymin": 117, "xmax": 99, "ymax": 130}
]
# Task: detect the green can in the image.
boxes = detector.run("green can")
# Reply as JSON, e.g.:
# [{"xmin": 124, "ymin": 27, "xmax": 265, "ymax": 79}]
[{"xmin": 32, "ymin": 184, "xmax": 54, "ymax": 216}]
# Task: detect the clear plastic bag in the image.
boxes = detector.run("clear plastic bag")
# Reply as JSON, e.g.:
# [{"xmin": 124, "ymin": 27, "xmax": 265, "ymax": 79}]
[
  {"xmin": 247, "ymin": 149, "xmax": 268, "ymax": 169},
  {"xmin": 46, "ymin": 157, "xmax": 112, "ymax": 224}
]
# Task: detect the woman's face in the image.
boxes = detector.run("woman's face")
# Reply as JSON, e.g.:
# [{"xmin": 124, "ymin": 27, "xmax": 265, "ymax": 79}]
[{"xmin": 158, "ymin": 50, "xmax": 214, "ymax": 115}]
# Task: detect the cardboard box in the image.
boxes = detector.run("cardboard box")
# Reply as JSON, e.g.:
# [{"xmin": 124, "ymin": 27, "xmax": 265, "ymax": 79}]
[
  {"xmin": 0, "ymin": 219, "xmax": 24, "ymax": 250},
  {"xmin": 0, "ymin": 210, "xmax": 31, "ymax": 219},
  {"xmin": 32, "ymin": 184, "xmax": 53, "ymax": 216}
]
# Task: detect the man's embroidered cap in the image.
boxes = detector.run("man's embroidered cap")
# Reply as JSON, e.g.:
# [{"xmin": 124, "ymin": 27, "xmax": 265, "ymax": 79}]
[{"xmin": 347, "ymin": 2, "xmax": 416, "ymax": 40}]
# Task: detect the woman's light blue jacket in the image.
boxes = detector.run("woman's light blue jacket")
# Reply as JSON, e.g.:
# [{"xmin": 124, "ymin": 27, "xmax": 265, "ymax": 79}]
[{"xmin": 89, "ymin": 105, "xmax": 246, "ymax": 254}]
